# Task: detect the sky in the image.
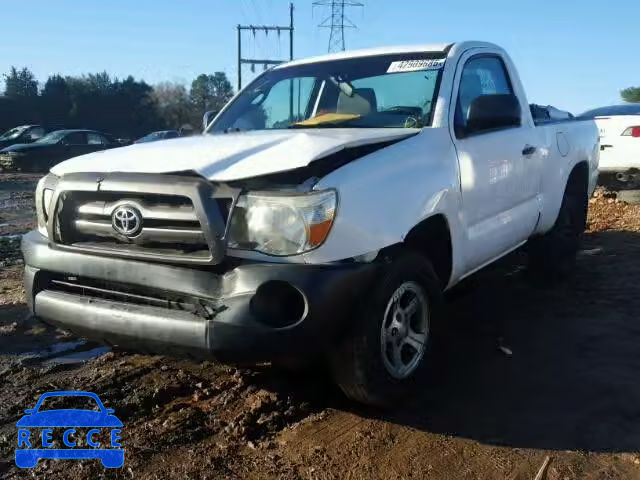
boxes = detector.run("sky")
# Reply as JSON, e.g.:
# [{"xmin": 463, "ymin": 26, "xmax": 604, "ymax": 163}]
[{"xmin": 1, "ymin": 0, "xmax": 637, "ymax": 114}]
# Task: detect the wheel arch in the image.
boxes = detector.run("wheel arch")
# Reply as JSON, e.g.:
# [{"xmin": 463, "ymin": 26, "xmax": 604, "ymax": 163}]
[
  {"xmin": 379, "ymin": 213, "xmax": 453, "ymax": 289},
  {"xmin": 537, "ymin": 158, "xmax": 591, "ymax": 235},
  {"xmin": 566, "ymin": 160, "xmax": 590, "ymax": 230},
  {"xmin": 566, "ymin": 160, "xmax": 590, "ymax": 196}
]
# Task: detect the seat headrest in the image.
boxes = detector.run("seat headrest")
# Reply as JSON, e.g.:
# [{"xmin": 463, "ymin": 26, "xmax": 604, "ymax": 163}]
[{"xmin": 337, "ymin": 87, "xmax": 378, "ymax": 116}]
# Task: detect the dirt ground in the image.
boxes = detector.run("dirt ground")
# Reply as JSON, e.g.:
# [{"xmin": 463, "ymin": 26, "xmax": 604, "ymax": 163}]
[{"xmin": 1, "ymin": 174, "xmax": 640, "ymax": 479}]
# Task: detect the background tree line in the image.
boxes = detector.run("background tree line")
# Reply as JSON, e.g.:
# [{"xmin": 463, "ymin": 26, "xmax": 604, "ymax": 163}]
[
  {"xmin": 621, "ymin": 87, "xmax": 640, "ymax": 103},
  {"xmin": 0, "ymin": 67, "xmax": 234, "ymax": 139}
]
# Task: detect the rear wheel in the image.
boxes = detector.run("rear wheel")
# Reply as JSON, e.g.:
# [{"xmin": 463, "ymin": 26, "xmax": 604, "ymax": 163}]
[
  {"xmin": 330, "ymin": 252, "xmax": 442, "ymax": 407},
  {"xmin": 528, "ymin": 177, "xmax": 587, "ymax": 280}
]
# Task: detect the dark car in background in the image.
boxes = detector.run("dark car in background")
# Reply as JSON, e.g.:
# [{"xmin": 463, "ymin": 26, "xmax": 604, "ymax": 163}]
[
  {"xmin": 0, "ymin": 129, "xmax": 119, "ymax": 172},
  {"xmin": 0, "ymin": 125, "xmax": 47, "ymax": 150},
  {"xmin": 135, "ymin": 130, "xmax": 181, "ymax": 143}
]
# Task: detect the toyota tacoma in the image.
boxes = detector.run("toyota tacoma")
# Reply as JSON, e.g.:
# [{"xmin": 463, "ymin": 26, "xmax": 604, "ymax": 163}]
[{"xmin": 22, "ymin": 41, "xmax": 599, "ymax": 406}]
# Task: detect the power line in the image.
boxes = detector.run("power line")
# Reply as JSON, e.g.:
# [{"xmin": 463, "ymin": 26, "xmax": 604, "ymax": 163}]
[
  {"xmin": 237, "ymin": 2, "xmax": 294, "ymax": 91},
  {"xmin": 313, "ymin": 0, "xmax": 363, "ymax": 53},
  {"xmin": 249, "ymin": 0, "xmax": 265, "ymax": 24}
]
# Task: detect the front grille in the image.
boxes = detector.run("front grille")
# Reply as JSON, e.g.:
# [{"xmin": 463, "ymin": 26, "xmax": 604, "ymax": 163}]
[
  {"xmin": 56, "ymin": 192, "xmax": 214, "ymax": 258},
  {"xmin": 48, "ymin": 173, "xmax": 238, "ymax": 264},
  {"xmin": 72, "ymin": 193, "xmax": 207, "ymax": 246}
]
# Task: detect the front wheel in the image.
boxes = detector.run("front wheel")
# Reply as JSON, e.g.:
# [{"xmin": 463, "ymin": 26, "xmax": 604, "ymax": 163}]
[{"xmin": 329, "ymin": 252, "xmax": 443, "ymax": 407}]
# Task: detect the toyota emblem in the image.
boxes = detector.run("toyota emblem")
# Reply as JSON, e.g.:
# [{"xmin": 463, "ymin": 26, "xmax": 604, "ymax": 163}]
[{"xmin": 111, "ymin": 205, "xmax": 143, "ymax": 237}]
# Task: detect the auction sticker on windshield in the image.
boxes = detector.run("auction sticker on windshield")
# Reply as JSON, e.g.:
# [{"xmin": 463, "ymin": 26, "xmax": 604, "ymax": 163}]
[
  {"xmin": 387, "ymin": 59, "xmax": 445, "ymax": 73},
  {"xmin": 15, "ymin": 391, "xmax": 124, "ymax": 469}
]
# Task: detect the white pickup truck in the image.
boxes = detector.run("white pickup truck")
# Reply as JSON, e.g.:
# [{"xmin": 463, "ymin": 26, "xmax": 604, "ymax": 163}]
[{"xmin": 22, "ymin": 41, "xmax": 599, "ymax": 406}]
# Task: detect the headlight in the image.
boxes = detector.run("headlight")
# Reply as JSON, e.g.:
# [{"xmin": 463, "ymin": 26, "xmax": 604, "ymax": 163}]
[
  {"xmin": 228, "ymin": 190, "xmax": 337, "ymax": 256},
  {"xmin": 43, "ymin": 188, "xmax": 54, "ymax": 217},
  {"xmin": 35, "ymin": 174, "xmax": 59, "ymax": 237}
]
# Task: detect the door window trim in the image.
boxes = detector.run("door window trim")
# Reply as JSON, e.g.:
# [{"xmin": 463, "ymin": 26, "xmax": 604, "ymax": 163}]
[{"xmin": 452, "ymin": 53, "xmax": 519, "ymax": 139}]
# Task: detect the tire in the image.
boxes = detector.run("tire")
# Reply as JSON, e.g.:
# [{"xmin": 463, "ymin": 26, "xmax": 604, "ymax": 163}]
[
  {"xmin": 528, "ymin": 178, "xmax": 587, "ymax": 281},
  {"xmin": 329, "ymin": 252, "xmax": 443, "ymax": 407}
]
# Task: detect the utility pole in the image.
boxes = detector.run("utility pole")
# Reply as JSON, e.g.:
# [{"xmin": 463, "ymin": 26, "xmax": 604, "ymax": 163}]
[
  {"xmin": 313, "ymin": 0, "xmax": 363, "ymax": 53},
  {"xmin": 236, "ymin": 2, "xmax": 294, "ymax": 92}
]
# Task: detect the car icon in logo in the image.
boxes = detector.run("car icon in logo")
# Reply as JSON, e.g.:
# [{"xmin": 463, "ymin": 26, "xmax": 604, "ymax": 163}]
[
  {"xmin": 15, "ymin": 391, "xmax": 124, "ymax": 468},
  {"xmin": 111, "ymin": 204, "xmax": 143, "ymax": 237}
]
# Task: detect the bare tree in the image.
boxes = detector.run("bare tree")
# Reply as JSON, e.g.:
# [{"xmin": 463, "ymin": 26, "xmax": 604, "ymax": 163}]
[{"xmin": 152, "ymin": 82, "xmax": 193, "ymax": 129}]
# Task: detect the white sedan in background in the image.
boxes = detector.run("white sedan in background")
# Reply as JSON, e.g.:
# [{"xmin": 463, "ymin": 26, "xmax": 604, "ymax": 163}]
[{"xmin": 580, "ymin": 105, "xmax": 640, "ymax": 181}]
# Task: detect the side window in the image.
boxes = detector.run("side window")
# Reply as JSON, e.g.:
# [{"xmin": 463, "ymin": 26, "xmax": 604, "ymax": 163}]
[
  {"xmin": 455, "ymin": 56, "xmax": 514, "ymax": 134},
  {"xmin": 87, "ymin": 133, "xmax": 107, "ymax": 145},
  {"xmin": 64, "ymin": 132, "xmax": 87, "ymax": 145},
  {"xmin": 29, "ymin": 127, "xmax": 45, "ymax": 140},
  {"xmin": 351, "ymin": 70, "xmax": 439, "ymax": 126}
]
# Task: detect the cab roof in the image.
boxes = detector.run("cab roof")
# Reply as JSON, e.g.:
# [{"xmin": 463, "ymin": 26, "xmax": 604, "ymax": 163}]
[{"xmin": 275, "ymin": 41, "xmax": 500, "ymax": 69}]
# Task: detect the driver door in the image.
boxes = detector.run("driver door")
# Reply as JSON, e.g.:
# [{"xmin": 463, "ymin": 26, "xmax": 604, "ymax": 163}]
[{"xmin": 451, "ymin": 52, "xmax": 541, "ymax": 272}]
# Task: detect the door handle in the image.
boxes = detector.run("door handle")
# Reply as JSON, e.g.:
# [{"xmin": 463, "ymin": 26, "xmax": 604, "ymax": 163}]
[{"xmin": 522, "ymin": 145, "xmax": 537, "ymax": 156}]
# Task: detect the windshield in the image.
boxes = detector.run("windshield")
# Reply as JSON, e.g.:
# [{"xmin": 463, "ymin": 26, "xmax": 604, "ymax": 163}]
[
  {"xmin": 208, "ymin": 53, "xmax": 445, "ymax": 133},
  {"xmin": 137, "ymin": 131, "xmax": 164, "ymax": 142},
  {"xmin": 36, "ymin": 131, "xmax": 67, "ymax": 144},
  {"xmin": 0, "ymin": 126, "xmax": 28, "ymax": 140}
]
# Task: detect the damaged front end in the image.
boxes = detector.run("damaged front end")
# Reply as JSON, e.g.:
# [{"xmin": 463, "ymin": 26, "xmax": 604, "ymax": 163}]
[{"xmin": 23, "ymin": 154, "xmax": 384, "ymax": 360}]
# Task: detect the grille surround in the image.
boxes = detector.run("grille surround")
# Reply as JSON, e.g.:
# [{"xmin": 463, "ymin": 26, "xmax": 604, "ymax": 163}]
[
  {"xmin": 72, "ymin": 194, "xmax": 207, "ymax": 246},
  {"xmin": 47, "ymin": 172, "xmax": 240, "ymax": 265}
]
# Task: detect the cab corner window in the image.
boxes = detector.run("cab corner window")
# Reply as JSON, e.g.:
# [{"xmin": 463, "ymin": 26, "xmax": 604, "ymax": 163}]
[{"xmin": 455, "ymin": 56, "xmax": 519, "ymax": 137}]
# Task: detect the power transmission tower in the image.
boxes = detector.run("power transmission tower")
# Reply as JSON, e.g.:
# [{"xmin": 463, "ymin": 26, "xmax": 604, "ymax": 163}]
[
  {"xmin": 237, "ymin": 2, "xmax": 294, "ymax": 91},
  {"xmin": 313, "ymin": 0, "xmax": 363, "ymax": 53}
]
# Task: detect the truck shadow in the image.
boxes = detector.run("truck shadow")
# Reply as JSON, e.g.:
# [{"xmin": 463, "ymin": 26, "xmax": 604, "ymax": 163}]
[{"xmin": 356, "ymin": 230, "xmax": 640, "ymax": 453}]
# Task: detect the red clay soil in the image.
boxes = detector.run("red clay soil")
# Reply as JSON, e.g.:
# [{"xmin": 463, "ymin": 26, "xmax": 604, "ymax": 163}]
[{"xmin": 1, "ymin": 184, "xmax": 640, "ymax": 479}]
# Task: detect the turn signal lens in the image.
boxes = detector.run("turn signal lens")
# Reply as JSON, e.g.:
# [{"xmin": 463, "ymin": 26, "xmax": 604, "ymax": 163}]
[{"xmin": 308, "ymin": 218, "xmax": 334, "ymax": 247}]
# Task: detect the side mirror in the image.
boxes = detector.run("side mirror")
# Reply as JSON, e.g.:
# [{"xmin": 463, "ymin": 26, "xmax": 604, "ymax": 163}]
[
  {"xmin": 202, "ymin": 110, "xmax": 219, "ymax": 131},
  {"xmin": 105, "ymin": 408, "xmax": 115, "ymax": 414},
  {"xmin": 24, "ymin": 409, "xmax": 35, "ymax": 414},
  {"xmin": 465, "ymin": 94, "xmax": 521, "ymax": 135}
]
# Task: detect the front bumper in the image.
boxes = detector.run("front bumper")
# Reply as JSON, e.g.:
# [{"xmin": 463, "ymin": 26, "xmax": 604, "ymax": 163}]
[{"xmin": 22, "ymin": 231, "xmax": 377, "ymax": 361}]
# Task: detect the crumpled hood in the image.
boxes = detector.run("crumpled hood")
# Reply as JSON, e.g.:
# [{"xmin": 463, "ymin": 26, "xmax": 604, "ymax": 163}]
[{"xmin": 51, "ymin": 128, "xmax": 419, "ymax": 181}]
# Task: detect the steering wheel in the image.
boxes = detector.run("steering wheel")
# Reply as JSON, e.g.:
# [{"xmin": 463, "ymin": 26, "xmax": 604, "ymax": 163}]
[{"xmin": 381, "ymin": 106, "xmax": 424, "ymax": 117}]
